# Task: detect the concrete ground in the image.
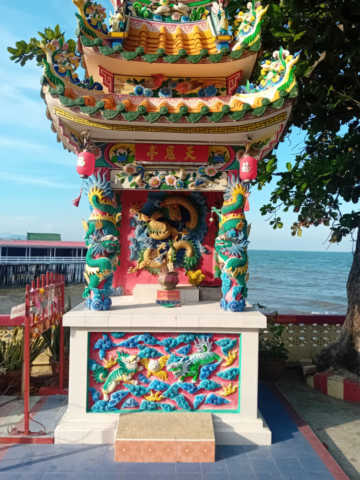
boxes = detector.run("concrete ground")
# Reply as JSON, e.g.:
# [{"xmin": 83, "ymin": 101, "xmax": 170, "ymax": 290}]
[
  {"xmin": 0, "ymin": 383, "xmax": 345, "ymax": 480},
  {"xmin": 277, "ymin": 371, "xmax": 360, "ymax": 480}
]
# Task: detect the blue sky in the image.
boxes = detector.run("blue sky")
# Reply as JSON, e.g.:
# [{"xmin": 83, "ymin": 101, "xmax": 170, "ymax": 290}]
[{"xmin": 0, "ymin": 1, "xmax": 354, "ymax": 252}]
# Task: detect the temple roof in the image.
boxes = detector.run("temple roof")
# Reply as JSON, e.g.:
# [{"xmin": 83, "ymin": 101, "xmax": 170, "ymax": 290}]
[
  {"xmin": 73, "ymin": 0, "xmax": 268, "ymax": 73},
  {"xmin": 123, "ymin": 19, "xmax": 218, "ymax": 56}
]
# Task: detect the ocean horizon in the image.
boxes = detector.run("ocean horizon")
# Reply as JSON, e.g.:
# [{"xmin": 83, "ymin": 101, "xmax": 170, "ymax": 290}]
[
  {"xmin": 247, "ymin": 250, "xmax": 351, "ymax": 315},
  {"xmin": 0, "ymin": 250, "xmax": 352, "ymax": 316}
]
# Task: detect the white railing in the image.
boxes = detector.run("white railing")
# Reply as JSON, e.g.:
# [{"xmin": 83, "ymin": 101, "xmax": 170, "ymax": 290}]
[{"xmin": 0, "ymin": 256, "xmax": 86, "ymax": 265}]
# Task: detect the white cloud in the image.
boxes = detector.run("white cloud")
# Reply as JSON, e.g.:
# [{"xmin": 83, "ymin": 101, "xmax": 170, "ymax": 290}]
[
  {"xmin": 0, "ymin": 136, "xmax": 76, "ymax": 166},
  {"xmin": 1, "ymin": 171, "xmax": 78, "ymax": 189}
]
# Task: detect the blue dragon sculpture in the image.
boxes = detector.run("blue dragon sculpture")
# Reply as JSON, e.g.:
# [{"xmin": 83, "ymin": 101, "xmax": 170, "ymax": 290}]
[
  {"xmin": 212, "ymin": 174, "xmax": 250, "ymax": 312},
  {"xmin": 82, "ymin": 172, "xmax": 122, "ymax": 311}
]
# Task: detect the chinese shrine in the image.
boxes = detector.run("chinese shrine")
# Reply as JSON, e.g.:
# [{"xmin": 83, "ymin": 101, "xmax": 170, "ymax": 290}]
[{"xmin": 40, "ymin": 0, "xmax": 298, "ymax": 457}]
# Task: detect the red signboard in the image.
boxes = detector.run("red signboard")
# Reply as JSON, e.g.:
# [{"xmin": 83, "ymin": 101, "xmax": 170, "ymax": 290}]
[
  {"xmin": 135, "ymin": 144, "xmax": 209, "ymax": 165},
  {"xmin": 157, "ymin": 290, "xmax": 180, "ymax": 301}
]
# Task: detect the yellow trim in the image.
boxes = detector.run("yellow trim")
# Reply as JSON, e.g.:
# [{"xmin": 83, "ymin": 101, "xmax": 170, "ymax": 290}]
[
  {"xmin": 109, "ymin": 32, "xmax": 128, "ymax": 38},
  {"xmin": 53, "ymin": 107, "xmax": 287, "ymax": 134},
  {"xmin": 216, "ymin": 35, "xmax": 233, "ymax": 41}
]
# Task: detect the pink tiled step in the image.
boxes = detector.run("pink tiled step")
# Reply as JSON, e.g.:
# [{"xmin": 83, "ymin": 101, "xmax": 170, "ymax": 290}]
[{"xmin": 115, "ymin": 412, "xmax": 215, "ymax": 463}]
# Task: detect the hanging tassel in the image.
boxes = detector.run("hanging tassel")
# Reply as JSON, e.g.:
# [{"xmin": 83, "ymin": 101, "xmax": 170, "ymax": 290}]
[
  {"xmin": 244, "ymin": 192, "xmax": 250, "ymax": 211},
  {"xmin": 208, "ymin": 211, "xmax": 215, "ymax": 227},
  {"xmin": 72, "ymin": 188, "xmax": 83, "ymax": 207}
]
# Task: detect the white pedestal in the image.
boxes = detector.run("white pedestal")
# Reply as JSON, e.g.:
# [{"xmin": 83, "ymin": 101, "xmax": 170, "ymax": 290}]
[
  {"xmin": 133, "ymin": 284, "xmax": 199, "ymax": 304},
  {"xmin": 55, "ymin": 296, "xmax": 271, "ymax": 445}
]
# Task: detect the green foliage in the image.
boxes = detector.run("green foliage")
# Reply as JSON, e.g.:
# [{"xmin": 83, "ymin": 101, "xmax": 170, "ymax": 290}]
[
  {"xmin": 42, "ymin": 325, "xmax": 70, "ymax": 361},
  {"xmin": 233, "ymin": 0, "xmax": 360, "ymax": 244},
  {"xmin": 0, "ymin": 328, "xmax": 46, "ymax": 372},
  {"xmin": 7, "ymin": 25, "xmax": 76, "ymax": 67},
  {"xmin": 254, "ymin": 305, "xmax": 289, "ymax": 359}
]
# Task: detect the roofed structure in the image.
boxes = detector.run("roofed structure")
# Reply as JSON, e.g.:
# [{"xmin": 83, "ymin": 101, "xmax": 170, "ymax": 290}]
[{"xmin": 26, "ymin": 233, "xmax": 62, "ymax": 241}]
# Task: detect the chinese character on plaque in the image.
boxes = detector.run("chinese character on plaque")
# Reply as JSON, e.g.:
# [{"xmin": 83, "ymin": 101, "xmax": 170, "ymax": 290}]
[
  {"xmin": 185, "ymin": 146, "xmax": 196, "ymax": 160},
  {"xmin": 147, "ymin": 145, "xmax": 158, "ymax": 161},
  {"xmin": 165, "ymin": 146, "xmax": 176, "ymax": 160}
]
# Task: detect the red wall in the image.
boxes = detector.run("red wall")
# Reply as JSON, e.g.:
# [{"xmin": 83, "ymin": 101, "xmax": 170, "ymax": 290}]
[{"xmin": 113, "ymin": 190, "xmax": 222, "ymax": 294}]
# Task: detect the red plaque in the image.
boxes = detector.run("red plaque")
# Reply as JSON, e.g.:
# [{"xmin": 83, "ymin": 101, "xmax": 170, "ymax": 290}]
[
  {"xmin": 136, "ymin": 144, "xmax": 209, "ymax": 165},
  {"xmin": 156, "ymin": 290, "xmax": 180, "ymax": 305}
]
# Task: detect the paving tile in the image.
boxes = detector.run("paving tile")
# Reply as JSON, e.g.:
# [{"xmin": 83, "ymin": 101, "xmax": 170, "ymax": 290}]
[
  {"xmin": 102, "ymin": 445, "xmax": 115, "ymax": 459},
  {"xmin": 27, "ymin": 444, "xmax": 56, "ymax": 457},
  {"xmin": 0, "ymin": 458, "xmax": 25, "ymax": 473},
  {"xmin": 226, "ymin": 456, "xmax": 253, "ymax": 473},
  {"xmin": 0, "ymin": 473, "xmax": 19, "ymax": 480},
  {"xmin": 150, "ymin": 463, "xmax": 176, "ymax": 473},
  {"xmin": 42, "ymin": 474, "xmax": 72, "ymax": 480},
  {"xmin": 299, "ymin": 457, "xmax": 330, "ymax": 473},
  {"xmin": 203, "ymin": 473, "xmax": 230, "ymax": 480},
  {"xmin": 13, "ymin": 473, "xmax": 44, "ymax": 480},
  {"xmin": 201, "ymin": 459, "xmax": 227, "ymax": 473},
  {"xmin": 70, "ymin": 456, "xmax": 102, "ymax": 472},
  {"xmin": 20, "ymin": 455, "xmax": 57, "ymax": 473},
  {"xmin": 255, "ymin": 474, "xmax": 283, "ymax": 480},
  {"xmin": 229, "ymin": 474, "xmax": 256, "ymax": 480},
  {"xmin": 124, "ymin": 462, "xmax": 153, "ymax": 473},
  {"xmin": 249, "ymin": 457, "xmax": 280, "ymax": 474},
  {"xmin": 69, "ymin": 473, "xmax": 98, "ymax": 480},
  {"xmin": 97, "ymin": 474, "xmax": 122, "ymax": 480},
  {"xmin": 150, "ymin": 474, "xmax": 178, "ymax": 480},
  {"xmin": 281, "ymin": 473, "xmax": 310, "ymax": 480},
  {"xmin": 223, "ymin": 445, "xmax": 247, "ymax": 460},
  {"xmin": 306, "ymin": 473, "xmax": 334, "ymax": 479},
  {"xmin": 275, "ymin": 458, "xmax": 305, "ymax": 473},
  {"xmin": 268, "ymin": 444, "xmax": 295, "ymax": 458},
  {"xmin": 97, "ymin": 457, "xmax": 125, "ymax": 473},
  {"xmin": 123, "ymin": 474, "xmax": 149, "ymax": 480},
  {"xmin": 292, "ymin": 444, "xmax": 319, "ymax": 458},
  {"xmin": 43, "ymin": 457, "xmax": 78, "ymax": 473},
  {"xmin": 246, "ymin": 446, "xmax": 271, "ymax": 458},
  {"xmin": 176, "ymin": 463, "xmax": 202, "ymax": 473},
  {"xmin": 176, "ymin": 475, "xmax": 202, "ymax": 480},
  {"xmin": 3, "ymin": 445, "xmax": 31, "ymax": 459},
  {"xmin": 215, "ymin": 445, "xmax": 224, "ymax": 460}
]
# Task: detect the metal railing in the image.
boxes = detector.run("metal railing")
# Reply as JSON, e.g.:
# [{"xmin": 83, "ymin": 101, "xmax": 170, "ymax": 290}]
[{"xmin": 0, "ymin": 256, "xmax": 86, "ymax": 265}]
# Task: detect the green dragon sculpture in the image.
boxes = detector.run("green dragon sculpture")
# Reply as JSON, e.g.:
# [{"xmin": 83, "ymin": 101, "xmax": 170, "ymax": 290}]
[
  {"xmin": 212, "ymin": 173, "xmax": 250, "ymax": 312},
  {"xmin": 82, "ymin": 172, "xmax": 122, "ymax": 311},
  {"xmin": 92, "ymin": 351, "xmax": 143, "ymax": 401},
  {"xmin": 167, "ymin": 337, "xmax": 221, "ymax": 382}
]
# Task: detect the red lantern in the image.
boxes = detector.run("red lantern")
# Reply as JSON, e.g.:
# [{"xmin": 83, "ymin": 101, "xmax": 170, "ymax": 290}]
[
  {"xmin": 240, "ymin": 155, "xmax": 257, "ymax": 183},
  {"xmin": 76, "ymin": 150, "xmax": 96, "ymax": 179}
]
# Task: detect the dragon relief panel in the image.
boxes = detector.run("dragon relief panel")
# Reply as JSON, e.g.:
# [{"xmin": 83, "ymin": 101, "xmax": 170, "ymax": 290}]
[
  {"xmin": 128, "ymin": 192, "xmax": 210, "ymax": 275},
  {"xmin": 88, "ymin": 332, "xmax": 240, "ymax": 413}
]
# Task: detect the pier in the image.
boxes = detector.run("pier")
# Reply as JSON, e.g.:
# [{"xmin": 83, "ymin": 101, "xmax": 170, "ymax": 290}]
[{"xmin": 0, "ymin": 237, "xmax": 86, "ymax": 286}]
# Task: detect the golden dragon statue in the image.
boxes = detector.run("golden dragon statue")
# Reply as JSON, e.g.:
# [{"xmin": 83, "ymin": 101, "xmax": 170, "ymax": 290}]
[{"xmin": 129, "ymin": 195, "xmax": 203, "ymax": 275}]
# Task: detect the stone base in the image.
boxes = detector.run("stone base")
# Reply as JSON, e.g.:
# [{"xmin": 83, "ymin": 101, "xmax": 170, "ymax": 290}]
[
  {"xmin": 59, "ymin": 298, "xmax": 270, "ymax": 446},
  {"xmin": 115, "ymin": 412, "xmax": 215, "ymax": 462},
  {"xmin": 133, "ymin": 284, "xmax": 199, "ymax": 304},
  {"xmin": 54, "ymin": 409, "xmax": 271, "ymax": 446}
]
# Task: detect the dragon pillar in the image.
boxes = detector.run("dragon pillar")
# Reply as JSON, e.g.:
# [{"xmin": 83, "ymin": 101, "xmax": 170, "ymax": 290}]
[
  {"xmin": 82, "ymin": 172, "xmax": 122, "ymax": 311},
  {"xmin": 212, "ymin": 173, "xmax": 250, "ymax": 312}
]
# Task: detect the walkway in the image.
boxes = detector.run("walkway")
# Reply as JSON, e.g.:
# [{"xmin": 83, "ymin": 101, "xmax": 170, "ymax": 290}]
[
  {"xmin": 0, "ymin": 383, "xmax": 348, "ymax": 480},
  {"xmin": 277, "ymin": 371, "xmax": 360, "ymax": 480}
]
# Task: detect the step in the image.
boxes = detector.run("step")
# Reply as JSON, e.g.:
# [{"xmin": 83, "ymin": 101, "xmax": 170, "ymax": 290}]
[{"xmin": 115, "ymin": 412, "xmax": 215, "ymax": 463}]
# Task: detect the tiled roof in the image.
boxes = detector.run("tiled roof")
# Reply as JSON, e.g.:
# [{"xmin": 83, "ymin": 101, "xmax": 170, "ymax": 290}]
[{"xmin": 123, "ymin": 23, "xmax": 218, "ymax": 56}]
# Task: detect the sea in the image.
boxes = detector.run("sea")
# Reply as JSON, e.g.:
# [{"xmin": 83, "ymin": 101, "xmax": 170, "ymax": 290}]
[
  {"xmin": 0, "ymin": 251, "xmax": 352, "ymax": 316},
  {"xmin": 247, "ymin": 250, "xmax": 352, "ymax": 315}
]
